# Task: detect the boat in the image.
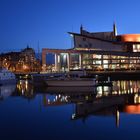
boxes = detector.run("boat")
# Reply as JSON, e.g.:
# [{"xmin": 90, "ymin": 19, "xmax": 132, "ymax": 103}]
[
  {"xmin": 45, "ymin": 70, "xmax": 97, "ymax": 87},
  {"xmin": 46, "ymin": 86, "xmax": 96, "ymax": 94},
  {"xmin": 0, "ymin": 68, "xmax": 16, "ymax": 85},
  {"xmin": 46, "ymin": 77, "xmax": 96, "ymax": 87}
]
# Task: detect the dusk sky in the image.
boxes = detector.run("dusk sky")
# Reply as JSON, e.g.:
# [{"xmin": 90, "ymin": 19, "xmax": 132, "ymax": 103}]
[{"xmin": 1, "ymin": 0, "xmax": 140, "ymax": 53}]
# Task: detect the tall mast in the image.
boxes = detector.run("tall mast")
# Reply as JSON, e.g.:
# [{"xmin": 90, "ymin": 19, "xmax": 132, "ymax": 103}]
[
  {"xmin": 80, "ymin": 24, "xmax": 83, "ymax": 34},
  {"xmin": 113, "ymin": 22, "xmax": 117, "ymax": 37}
]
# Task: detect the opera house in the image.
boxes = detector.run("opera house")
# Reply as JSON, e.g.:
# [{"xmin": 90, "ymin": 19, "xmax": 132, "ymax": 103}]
[{"xmin": 42, "ymin": 23, "xmax": 140, "ymax": 72}]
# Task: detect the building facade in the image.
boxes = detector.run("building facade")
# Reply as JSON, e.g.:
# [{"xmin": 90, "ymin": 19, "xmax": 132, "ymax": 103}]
[
  {"xmin": 42, "ymin": 23, "xmax": 140, "ymax": 72},
  {"xmin": 0, "ymin": 46, "xmax": 41, "ymax": 73}
]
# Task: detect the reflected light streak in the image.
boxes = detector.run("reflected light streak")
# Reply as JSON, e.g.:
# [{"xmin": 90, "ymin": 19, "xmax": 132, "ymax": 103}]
[{"xmin": 116, "ymin": 110, "xmax": 120, "ymax": 128}]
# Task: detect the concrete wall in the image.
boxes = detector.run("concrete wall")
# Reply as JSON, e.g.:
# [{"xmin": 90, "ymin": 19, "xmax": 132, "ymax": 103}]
[{"xmin": 74, "ymin": 35, "xmax": 124, "ymax": 51}]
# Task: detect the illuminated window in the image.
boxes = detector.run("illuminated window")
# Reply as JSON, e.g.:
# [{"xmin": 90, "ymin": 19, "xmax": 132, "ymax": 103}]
[
  {"xmin": 103, "ymin": 60, "xmax": 108, "ymax": 64},
  {"xmin": 96, "ymin": 60, "xmax": 101, "ymax": 64},
  {"xmin": 103, "ymin": 65, "xmax": 108, "ymax": 69},
  {"xmin": 133, "ymin": 44, "xmax": 140, "ymax": 52},
  {"xmin": 96, "ymin": 55, "xmax": 102, "ymax": 59},
  {"xmin": 103, "ymin": 55, "xmax": 109, "ymax": 59}
]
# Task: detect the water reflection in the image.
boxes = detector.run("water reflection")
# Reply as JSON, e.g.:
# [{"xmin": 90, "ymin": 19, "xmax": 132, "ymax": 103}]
[
  {"xmin": 42, "ymin": 80, "xmax": 140, "ymax": 128},
  {"xmin": 16, "ymin": 80, "xmax": 34, "ymax": 99},
  {"xmin": 0, "ymin": 84, "xmax": 16, "ymax": 100},
  {"xmin": 113, "ymin": 80, "xmax": 140, "ymax": 94},
  {"xmin": 96, "ymin": 80, "xmax": 140, "ymax": 96},
  {"xmin": 1, "ymin": 80, "xmax": 140, "ymax": 128}
]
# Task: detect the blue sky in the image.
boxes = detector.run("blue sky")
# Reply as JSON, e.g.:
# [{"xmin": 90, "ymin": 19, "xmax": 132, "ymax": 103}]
[{"xmin": 1, "ymin": 0, "xmax": 140, "ymax": 53}]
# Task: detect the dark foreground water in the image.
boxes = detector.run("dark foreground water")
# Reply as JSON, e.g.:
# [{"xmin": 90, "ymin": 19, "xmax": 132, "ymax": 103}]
[{"xmin": 1, "ymin": 80, "xmax": 140, "ymax": 140}]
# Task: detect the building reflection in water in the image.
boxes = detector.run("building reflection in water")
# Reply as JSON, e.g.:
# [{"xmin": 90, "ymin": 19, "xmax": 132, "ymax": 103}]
[
  {"xmin": 96, "ymin": 80, "xmax": 140, "ymax": 96},
  {"xmin": 1, "ymin": 80, "xmax": 140, "ymax": 127},
  {"xmin": 43, "ymin": 80, "xmax": 140, "ymax": 127},
  {"xmin": 42, "ymin": 94, "xmax": 69, "ymax": 107},
  {"xmin": 16, "ymin": 80, "xmax": 34, "ymax": 99},
  {"xmin": 112, "ymin": 80, "xmax": 140, "ymax": 95}
]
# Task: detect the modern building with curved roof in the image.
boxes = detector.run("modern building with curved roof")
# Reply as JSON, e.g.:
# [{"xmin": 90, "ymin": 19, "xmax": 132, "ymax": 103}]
[{"xmin": 42, "ymin": 23, "xmax": 140, "ymax": 72}]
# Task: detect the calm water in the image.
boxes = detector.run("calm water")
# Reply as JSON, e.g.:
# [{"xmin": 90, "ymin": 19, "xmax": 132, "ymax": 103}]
[{"xmin": 1, "ymin": 80, "xmax": 140, "ymax": 140}]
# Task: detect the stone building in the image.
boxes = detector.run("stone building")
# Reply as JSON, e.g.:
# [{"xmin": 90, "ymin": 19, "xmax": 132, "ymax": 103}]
[{"xmin": 0, "ymin": 46, "xmax": 41, "ymax": 73}]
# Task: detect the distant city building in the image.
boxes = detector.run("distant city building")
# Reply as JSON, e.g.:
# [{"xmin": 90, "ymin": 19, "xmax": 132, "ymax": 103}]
[
  {"xmin": 0, "ymin": 52, "xmax": 20, "ymax": 71},
  {"xmin": 42, "ymin": 23, "xmax": 140, "ymax": 72},
  {"xmin": 0, "ymin": 46, "xmax": 41, "ymax": 73}
]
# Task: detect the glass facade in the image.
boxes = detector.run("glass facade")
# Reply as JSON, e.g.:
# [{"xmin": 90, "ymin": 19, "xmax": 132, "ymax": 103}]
[
  {"xmin": 44, "ymin": 51, "xmax": 140, "ymax": 72},
  {"xmin": 81, "ymin": 54, "xmax": 140, "ymax": 71}
]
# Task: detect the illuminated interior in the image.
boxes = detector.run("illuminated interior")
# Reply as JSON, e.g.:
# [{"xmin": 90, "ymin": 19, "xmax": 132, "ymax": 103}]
[
  {"xmin": 44, "ymin": 52, "xmax": 140, "ymax": 72},
  {"xmin": 133, "ymin": 44, "xmax": 140, "ymax": 52}
]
